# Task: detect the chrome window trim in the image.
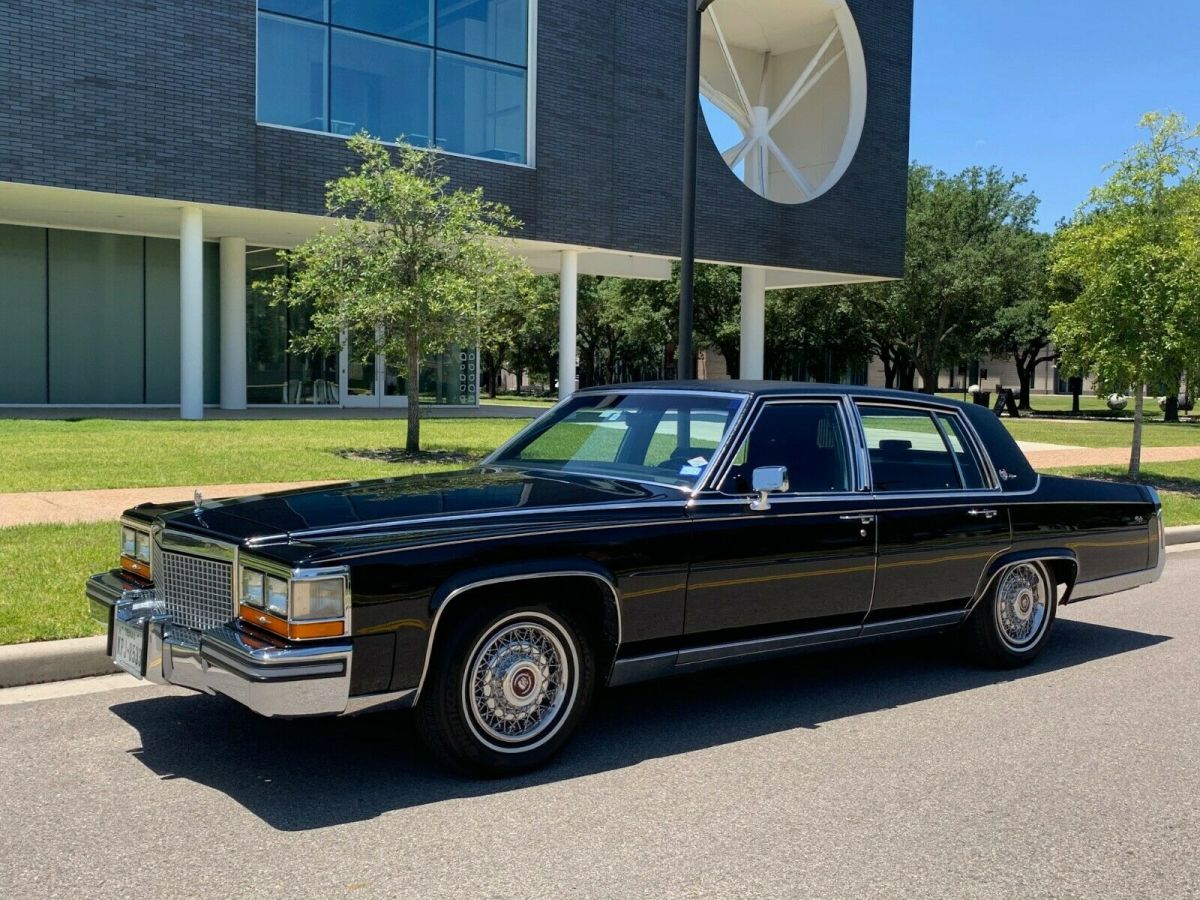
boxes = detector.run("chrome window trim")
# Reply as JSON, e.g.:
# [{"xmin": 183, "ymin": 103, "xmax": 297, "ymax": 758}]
[
  {"xmin": 410, "ymin": 569, "xmax": 622, "ymax": 705},
  {"xmin": 704, "ymin": 396, "xmax": 860, "ymax": 499},
  {"xmin": 852, "ymin": 400, "xmax": 1004, "ymax": 495}
]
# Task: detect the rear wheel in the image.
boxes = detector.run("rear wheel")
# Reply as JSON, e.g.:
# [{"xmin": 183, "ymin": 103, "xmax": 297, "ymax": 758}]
[
  {"xmin": 415, "ymin": 606, "xmax": 595, "ymax": 775},
  {"xmin": 963, "ymin": 561, "xmax": 1056, "ymax": 668}
]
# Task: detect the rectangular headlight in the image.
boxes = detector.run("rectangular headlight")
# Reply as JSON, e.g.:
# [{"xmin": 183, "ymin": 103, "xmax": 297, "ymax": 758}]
[
  {"xmin": 240, "ymin": 568, "xmax": 264, "ymax": 608},
  {"xmin": 291, "ymin": 578, "xmax": 345, "ymax": 621},
  {"xmin": 134, "ymin": 531, "xmax": 152, "ymax": 564},
  {"xmin": 121, "ymin": 526, "xmax": 137, "ymax": 558},
  {"xmin": 265, "ymin": 576, "xmax": 289, "ymax": 616}
]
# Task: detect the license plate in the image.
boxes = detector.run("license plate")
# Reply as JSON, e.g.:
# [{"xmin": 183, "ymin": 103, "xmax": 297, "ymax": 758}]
[{"xmin": 113, "ymin": 618, "xmax": 146, "ymax": 678}]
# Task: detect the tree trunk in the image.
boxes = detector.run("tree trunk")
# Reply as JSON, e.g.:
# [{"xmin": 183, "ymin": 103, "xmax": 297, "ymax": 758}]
[
  {"xmin": 1165, "ymin": 393, "xmax": 1179, "ymax": 422},
  {"xmin": 1015, "ymin": 360, "xmax": 1033, "ymax": 410},
  {"xmin": 1129, "ymin": 381, "xmax": 1144, "ymax": 481},
  {"xmin": 916, "ymin": 363, "xmax": 939, "ymax": 394},
  {"xmin": 405, "ymin": 329, "xmax": 421, "ymax": 453},
  {"xmin": 515, "ymin": 368, "xmax": 524, "ymax": 393},
  {"xmin": 881, "ymin": 354, "xmax": 896, "ymax": 389},
  {"xmin": 897, "ymin": 365, "xmax": 916, "ymax": 392}
]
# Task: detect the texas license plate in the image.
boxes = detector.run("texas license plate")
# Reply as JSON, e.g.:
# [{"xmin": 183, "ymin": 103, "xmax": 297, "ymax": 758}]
[{"xmin": 113, "ymin": 618, "xmax": 146, "ymax": 678}]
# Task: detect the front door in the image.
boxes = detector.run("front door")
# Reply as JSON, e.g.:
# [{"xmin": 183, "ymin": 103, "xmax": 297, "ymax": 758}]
[
  {"xmin": 855, "ymin": 402, "xmax": 1011, "ymax": 623},
  {"xmin": 683, "ymin": 399, "xmax": 877, "ymax": 641},
  {"xmin": 340, "ymin": 333, "xmax": 408, "ymax": 408}
]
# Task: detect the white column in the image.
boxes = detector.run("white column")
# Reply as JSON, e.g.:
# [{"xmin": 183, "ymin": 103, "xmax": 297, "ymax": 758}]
[
  {"xmin": 558, "ymin": 249, "xmax": 579, "ymax": 399},
  {"xmin": 179, "ymin": 206, "xmax": 204, "ymax": 420},
  {"xmin": 739, "ymin": 265, "xmax": 766, "ymax": 380},
  {"xmin": 219, "ymin": 237, "xmax": 247, "ymax": 410}
]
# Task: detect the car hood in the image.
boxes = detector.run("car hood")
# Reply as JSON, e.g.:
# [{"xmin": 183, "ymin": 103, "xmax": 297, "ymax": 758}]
[{"xmin": 153, "ymin": 466, "xmax": 683, "ymax": 548}]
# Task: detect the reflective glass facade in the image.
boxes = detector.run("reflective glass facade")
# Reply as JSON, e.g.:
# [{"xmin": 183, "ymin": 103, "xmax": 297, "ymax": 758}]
[{"xmin": 257, "ymin": 0, "xmax": 529, "ymax": 164}]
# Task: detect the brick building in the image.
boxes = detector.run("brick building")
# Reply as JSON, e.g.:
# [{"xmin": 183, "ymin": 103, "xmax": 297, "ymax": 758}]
[{"xmin": 0, "ymin": 0, "xmax": 913, "ymax": 414}]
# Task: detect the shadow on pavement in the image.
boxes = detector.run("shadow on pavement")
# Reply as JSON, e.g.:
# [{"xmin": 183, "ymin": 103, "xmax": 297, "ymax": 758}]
[{"xmin": 110, "ymin": 617, "xmax": 1168, "ymax": 831}]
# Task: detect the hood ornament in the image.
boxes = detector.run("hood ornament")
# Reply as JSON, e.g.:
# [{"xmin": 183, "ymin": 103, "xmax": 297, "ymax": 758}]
[{"xmin": 193, "ymin": 489, "xmax": 204, "ymax": 514}]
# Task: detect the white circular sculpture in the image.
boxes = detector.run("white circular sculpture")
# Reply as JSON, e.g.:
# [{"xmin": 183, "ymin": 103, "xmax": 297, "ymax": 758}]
[
  {"xmin": 700, "ymin": 0, "xmax": 868, "ymax": 204},
  {"xmin": 1106, "ymin": 394, "xmax": 1128, "ymax": 411}
]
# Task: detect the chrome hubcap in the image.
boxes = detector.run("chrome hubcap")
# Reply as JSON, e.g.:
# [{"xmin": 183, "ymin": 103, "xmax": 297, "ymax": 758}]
[
  {"xmin": 995, "ymin": 563, "xmax": 1049, "ymax": 650},
  {"xmin": 466, "ymin": 620, "xmax": 569, "ymax": 744}
]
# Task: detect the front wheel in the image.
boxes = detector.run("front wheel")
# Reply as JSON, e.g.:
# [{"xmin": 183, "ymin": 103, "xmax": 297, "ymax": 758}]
[
  {"xmin": 963, "ymin": 561, "xmax": 1057, "ymax": 668},
  {"xmin": 415, "ymin": 606, "xmax": 595, "ymax": 775}
]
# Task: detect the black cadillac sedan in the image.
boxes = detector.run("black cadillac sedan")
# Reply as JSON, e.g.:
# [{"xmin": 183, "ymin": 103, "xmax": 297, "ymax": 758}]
[{"xmin": 88, "ymin": 382, "xmax": 1164, "ymax": 774}]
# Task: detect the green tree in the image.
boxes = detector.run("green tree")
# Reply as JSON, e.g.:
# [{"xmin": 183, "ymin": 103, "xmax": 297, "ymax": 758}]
[
  {"xmin": 979, "ymin": 231, "xmax": 1068, "ymax": 409},
  {"xmin": 270, "ymin": 134, "xmax": 533, "ymax": 451},
  {"xmin": 764, "ymin": 285, "xmax": 873, "ymax": 382},
  {"xmin": 1052, "ymin": 112, "xmax": 1200, "ymax": 478},
  {"xmin": 480, "ymin": 275, "xmax": 558, "ymax": 398},
  {"xmin": 865, "ymin": 164, "xmax": 1041, "ymax": 392}
]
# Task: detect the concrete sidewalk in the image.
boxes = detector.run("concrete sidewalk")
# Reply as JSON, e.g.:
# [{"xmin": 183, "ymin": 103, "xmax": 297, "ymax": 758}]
[
  {"xmin": 1022, "ymin": 444, "xmax": 1200, "ymax": 470},
  {"xmin": 0, "ymin": 481, "xmax": 339, "ymax": 528}
]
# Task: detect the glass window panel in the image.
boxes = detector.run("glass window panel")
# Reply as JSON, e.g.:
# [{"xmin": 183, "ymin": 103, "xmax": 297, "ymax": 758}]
[
  {"xmin": 331, "ymin": 31, "xmax": 432, "ymax": 142},
  {"xmin": 257, "ymin": 13, "xmax": 328, "ymax": 131},
  {"xmin": 435, "ymin": 53, "xmax": 525, "ymax": 162},
  {"xmin": 332, "ymin": 0, "xmax": 432, "ymax": 43},
  {"xmin": 247, "ymin": 256, "xmax": 288, "ymax": 404},
  {"xmin": 260, "ymin": 0, "xmax": 328, "ymax": 20},
  {"xmin": 937, "ymin": 413, "xmax": 987, "ymax": 489},
  {"xmin": 720, "ymin": 403, "xmax": 851, "ymax": 494},
  {"xmin": 495, "ymin": 394, "xmax": 743, "ymax": 488},
  {"xmin": 436, "ymin": 0, "xmax": 527, "ymax": 66},
  {"xmin": 858, "ymin": 405, "xmax": 962, "ymax": 492}
]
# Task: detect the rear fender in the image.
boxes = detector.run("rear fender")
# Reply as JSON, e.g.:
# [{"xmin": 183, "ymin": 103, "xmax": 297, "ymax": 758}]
[{"xmin": 968, "ymin": 548, "xmax": 1079, "ymax": 612}]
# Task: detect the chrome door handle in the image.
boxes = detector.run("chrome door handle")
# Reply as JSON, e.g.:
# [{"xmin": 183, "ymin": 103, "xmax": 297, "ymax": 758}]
[
  {"xmin": 967, "ymin": 508, "xmax": 998, "ymax": 519},
  {"xmin": 839, "ymin": 514, "xmax": 876, "ymax": 524}
]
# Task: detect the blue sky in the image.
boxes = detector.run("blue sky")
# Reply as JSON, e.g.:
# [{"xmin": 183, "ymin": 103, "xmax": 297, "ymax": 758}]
[
  {"xmin": 912, "ymin": 0, "xmax": 1200, "ymax": 228},
  {"xmin": 702, "ymin": 0, "xmax": 1200, "ymax": 230}
]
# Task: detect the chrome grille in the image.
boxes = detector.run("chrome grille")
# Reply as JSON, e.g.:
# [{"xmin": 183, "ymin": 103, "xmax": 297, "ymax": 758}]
[{"xmin": 154, "ymin": 546, "xmax": 234, "ymax": 631}]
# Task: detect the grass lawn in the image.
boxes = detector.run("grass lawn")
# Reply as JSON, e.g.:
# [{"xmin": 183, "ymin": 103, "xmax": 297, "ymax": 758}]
[
  {"xmin": 0, "ymin": 522, "xmax": 111, "ymax": 644},
  {"xmin": 1002, "ymin": 417, "xmax": 1200, "ymax": 448},
  {"xmin": 480, "ymin": 396, "xmax": 557, "ymax": 407},
  {"xmin": 937, "ymin": 391, "xmax": 1116, "ymax": 414},
  {"xmin": 0, "ymin": 417, "xmax": 531, "ymax": 493}
]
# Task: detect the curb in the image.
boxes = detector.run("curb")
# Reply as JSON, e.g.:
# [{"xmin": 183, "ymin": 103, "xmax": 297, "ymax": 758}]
[
  {"xmin": 2, "ymin": 522, "xmax": 1199, "ymax": 691},
  {"xmin": 1165, "ymin": 524, "xmax": 1200, "ymax": 546},
  {"xmin": 0, "ymin": 635, "xmax": 113, "ymax": 689}
]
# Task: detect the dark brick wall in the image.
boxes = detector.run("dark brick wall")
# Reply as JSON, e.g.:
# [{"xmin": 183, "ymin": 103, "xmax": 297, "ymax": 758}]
[{"xmin": 0, "ymin": 0, "xmax": 912, "ymax": 277}]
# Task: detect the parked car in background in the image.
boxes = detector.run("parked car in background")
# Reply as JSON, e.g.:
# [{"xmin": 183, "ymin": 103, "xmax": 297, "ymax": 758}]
[{"xmin": 88, "ymin": 382, "xmax": 1164, "ymax": 774}]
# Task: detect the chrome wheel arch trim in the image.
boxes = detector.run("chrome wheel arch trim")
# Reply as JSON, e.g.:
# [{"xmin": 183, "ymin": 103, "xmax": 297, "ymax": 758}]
[
  {"xmin": 967, "ymin": 554, "xmax": 1073, "ymax": 616},
  {"xmin": 411, "ymin": 569, "xmax": 622, "ymax": 707}
]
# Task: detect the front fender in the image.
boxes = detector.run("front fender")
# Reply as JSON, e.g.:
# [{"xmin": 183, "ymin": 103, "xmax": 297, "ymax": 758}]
[{"xmin": 428, "ymin": 557, "xmax": 621, "ymax": 617}]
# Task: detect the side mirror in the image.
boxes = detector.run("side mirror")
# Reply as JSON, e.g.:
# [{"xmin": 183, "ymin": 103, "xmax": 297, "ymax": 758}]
[{"xmin": 750, "ymin": 466, "xmax": 789, "ymax": 511}]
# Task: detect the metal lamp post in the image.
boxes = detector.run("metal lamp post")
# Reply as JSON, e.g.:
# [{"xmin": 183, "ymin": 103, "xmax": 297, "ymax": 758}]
[{"xmin": 677, "ymin": 0, "xmax": 716, "ymax": 380}]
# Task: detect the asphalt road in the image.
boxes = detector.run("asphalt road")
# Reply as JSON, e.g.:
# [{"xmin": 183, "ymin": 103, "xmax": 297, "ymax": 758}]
[{"xmin": 3, "ymin": 553, "xmax": 1198, "ymax": 899}]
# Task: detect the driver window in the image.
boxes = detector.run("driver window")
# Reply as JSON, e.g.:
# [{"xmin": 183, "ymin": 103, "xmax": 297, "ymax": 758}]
[{"xmin": 720, "ymin": 403, "xmax": 852, "ymax": 495}]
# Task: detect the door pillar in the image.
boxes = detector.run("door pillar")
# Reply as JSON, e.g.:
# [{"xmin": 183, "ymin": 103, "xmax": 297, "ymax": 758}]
[
  {"xmin": 179, "ymin": 206, "xmax": 204, "ymax": 420},
  {"xmin": 739, "ymin": 265, "xmax": 766, "ymax": 380},
  {"xmin": 558, "ymin": 250, "xmax": 579, "ymax": 398},
  {"xmin": 219, "ymin": 237, "xmax": 247, "ymax": 410}
]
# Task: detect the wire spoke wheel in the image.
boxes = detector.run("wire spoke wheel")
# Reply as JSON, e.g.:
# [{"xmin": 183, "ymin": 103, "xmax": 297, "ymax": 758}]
[
  {"xmin": 462, "ymin": 615, "xmax": 576, "ymax": 751},
  {"xmin": 993, "ymin": 563, "xmax": 1051, "ymax": 651}
]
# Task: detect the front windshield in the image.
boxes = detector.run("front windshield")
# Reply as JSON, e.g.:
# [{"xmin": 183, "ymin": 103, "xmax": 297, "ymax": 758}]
[{"xmin": 490, "ymin": 392, "xmax": 746, "ymax": 488}]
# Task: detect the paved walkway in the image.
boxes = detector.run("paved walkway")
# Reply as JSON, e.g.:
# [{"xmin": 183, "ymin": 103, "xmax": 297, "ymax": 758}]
[
  {"xmin": 1021, "ymin": 444, "xmax": 1200, "ymax": 470},
  {"xmin": 4, "ymin": 442, "xmax": 1200, "ymax": 529},
  {"xmin": 0, "ymin": 481, "xmax": 339, "ymax": 528}
]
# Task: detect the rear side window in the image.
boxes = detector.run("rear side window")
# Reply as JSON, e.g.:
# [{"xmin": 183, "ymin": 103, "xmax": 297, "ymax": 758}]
[
  {"xmin": 857, "ymin": 404, "xmax": 961, "ymax": 492},
  {"xmin": 936, "ymin": 413, "xmax": 987, "ymax": 489},
  {"xmin": 720, "ymin": 402, "xmax": 852, "ymax": 494}
]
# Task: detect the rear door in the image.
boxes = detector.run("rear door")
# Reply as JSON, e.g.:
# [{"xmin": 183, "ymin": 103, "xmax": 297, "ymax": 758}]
[
  {"xmin": 683, "ymin": 398, "xmax": 877, "ymax": 640},
  {"xmin": 855, "ymin": 402, "xmax": 1011, "ymax": 625}
]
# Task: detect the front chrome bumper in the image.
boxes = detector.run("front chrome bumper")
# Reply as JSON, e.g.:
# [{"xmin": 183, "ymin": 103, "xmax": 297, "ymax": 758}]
[{"xmin": 87, "ymin": 569, "xmax": 353, "ymax": 718}]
